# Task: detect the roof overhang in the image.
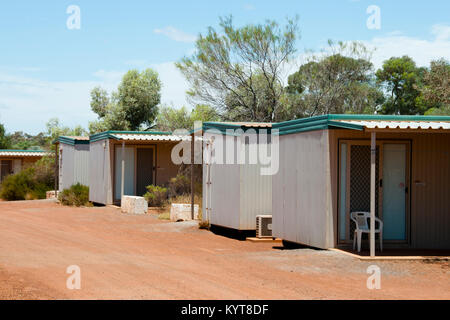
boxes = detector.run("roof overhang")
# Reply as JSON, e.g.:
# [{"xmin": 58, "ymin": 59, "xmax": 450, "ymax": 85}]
[
  {"xmin": 89, "ymin": 130, "xmax": 199, "ymax": 143},
  {"xmin": 111, "ymin": 133, "xmax": 191, "ymax": 142},
  {"xmin": 333, "ymin": 119, "xmax": 450, "ymax": 133},
  {"xmin": 273, "ymin": 115, "xmax": 450, "ymax": 135},
  {"xmin": 90, "ymin": 130, "xmax": 171, "ymax": 143},
  {"xmin": 0, "ymin": 150, "xmax": 50, "ymax": 157}
]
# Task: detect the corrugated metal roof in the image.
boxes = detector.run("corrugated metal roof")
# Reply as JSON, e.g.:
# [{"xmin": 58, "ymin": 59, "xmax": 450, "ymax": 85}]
[
  {"xmin": 214, "ymin": 122, "xmax": 272, "ymax": 128},
  {"xmin": 0, "ymin": 150, "xmax": 49, "ymax": 157},
  {"xmin": 111, "ymin": 133, "xmax": 204, "ymax": 142},
  {"xmin": 111, "ymin": 133, "xmax": 189, "ymax": 141},
  {"xmin": 273, "ymin": 114, "xmax": 450, "ymax": 135},
  {"xmin": 335, "ymin": 120, "xmax": 450, "ymax": 130},
  {"xmin": 64, "ymin": 136, "xmax": 89, "ymax": 140},
  {"xmin": 89, "ymin": 130, "xmax": 173, "ymax": 142}
]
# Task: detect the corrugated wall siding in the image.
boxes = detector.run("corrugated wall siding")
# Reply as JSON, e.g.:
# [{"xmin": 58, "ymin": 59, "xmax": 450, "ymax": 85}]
[
  {"xmin": 89, "ymin": 139, "xmax": 113, "ymax": 204},
  {"xmin": 208, "ymin": 163, "xmax": 241, "ymax": 229},
  {"xmin": 239, "ymin": 163, "xmax": 272, "ymax": 229},
  {"xmin": 60, "ymin": 144, "xmax": 74, "ymax": 190},
  {"xmin": 203, "ymin": 133, "xmax": 272, "ymax": 230},
  {"xmin": 59, "ymin": 144, "xmax": 90, "ymax": 191},
  {"xmin": 272, "ymin": 130, "xmax": 334, "ymax": 249},
  {"xmin": 73, "ymin": 144, "xmax": 90, "ymax": 187}
]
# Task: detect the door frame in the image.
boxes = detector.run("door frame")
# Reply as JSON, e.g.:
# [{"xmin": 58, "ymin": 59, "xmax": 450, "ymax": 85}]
[
  {"xmin": 0, "ymin": 159, "xmax": 13, "ymax": 183},
  {"xmin": 113, "ymin": 143, "xmax": 157, "ymax": 202},
  {"xmin": 135, "ymin": 145, "xmax": 156, "ymax": 196},
  {"xmin": 337, "ymin": 139, "xmax": 411, "ymax": 245}
]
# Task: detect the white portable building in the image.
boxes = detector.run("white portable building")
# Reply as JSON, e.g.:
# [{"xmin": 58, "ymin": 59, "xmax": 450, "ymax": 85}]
[{"xmin": 202, "ymin": 122, "xmax": 273, "ymax": 231}]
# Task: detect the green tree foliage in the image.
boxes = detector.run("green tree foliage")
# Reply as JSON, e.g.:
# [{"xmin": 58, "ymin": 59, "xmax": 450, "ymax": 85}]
[
  {"xmin": 176, "ymin": 16, "xmax": 299, "ymax": 122},
  {"xmin": 420, "ymin": 59, "xmax": 450, "ymax": 115},
  {"xmin": 190, "ymin": 104, "xmax": 221, "ymax": 123},
  {"xmin": 155, "ymin": 104, "xmax": 220, "ymax": 131},
  {"xmin": 6, "ymin": 131, "xmax": 47, "ymax": 150},
  {"xmin": 224, "ymin": 73, "xmax": 286, "ymax": 121},
  {"xmin": 46, "ymin": 118, "xmax": 87, "ymax": 142},
  {"xmin": 0, "ymin": 123, "xmax": 11, "ymax": 149},
  {"xmin": 5, "ymin": 119, "xmax": 86, "ymax": 151},
  {"xmin": 156, "ymin": 106, "xmax": 191, "ymax": 131},
  {"xmin": 375, "ymin": 56, "xmax": 426, "ymax": 114},
  {"xmin": 89, "ymin": 69, "xmax": 161, "ymax": 133},
  {"xmin": 90, "ymin": 87, "xmax": 109, "ymax": 118},
  {"xmin": 284, "ymin": 41, "xmax": 384, "ymax": 118}
]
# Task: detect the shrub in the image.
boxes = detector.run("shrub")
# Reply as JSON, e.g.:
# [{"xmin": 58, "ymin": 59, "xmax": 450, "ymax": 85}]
[
  {"xmin": 58, "ymin": 183, "xmax": 90, "ymax": 207},
  {"xmin": 0, "ymin": 155, "xmax": 55, "ymax": 201},
  {"xmin": 168, "ymin": 174, "xmax": 190, "ymax": 197},
  {"xmin": 0, "ymin": 168, "xmax": 36, "ymax": 200},
  {"xmin": 33, "ymin": 156, "xmax": 56, "ymax": 187},
  {"xmin": 198, "ymin": 220, "xmax": 210, "ymax": 229},
  {"xmin": 144, "ymin": 185, "xmax": 168, "ymax": 207}
]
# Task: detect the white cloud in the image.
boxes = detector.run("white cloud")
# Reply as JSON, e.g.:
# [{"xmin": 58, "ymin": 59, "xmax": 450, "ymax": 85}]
[
  {"xmin": 431, "ymin": 24, "xmax": 450, "ymax": 41},
  {"xmin": 281, "ymin": 23, "xmax": 450, "ymax": 80},
  {"xmin": 362, "ymin": 24, "xmax": 450, "ymax": 68},
  {"xmin": 0, "ymin": 63, "xmax": 190, "ymax": 134},
  {"xmin": 153, "ymin": 26, "xmax": 197, "ymax": 43},
  {"xmin": 151, "ymin": 62, "xmax": 190, "ymax": 108},
  {"xmin": 0, "ymin": 73, "xmax": 99, "ymax": 134},
  {"xmin": 243, "ymin": 4, "xmax": 255, "ymax": 11}
]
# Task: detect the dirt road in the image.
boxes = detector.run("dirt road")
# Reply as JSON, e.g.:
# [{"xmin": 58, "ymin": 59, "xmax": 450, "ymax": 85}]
[{"xmin": 0, "ymin": 200, "xmax": 448, "ymax": 299}]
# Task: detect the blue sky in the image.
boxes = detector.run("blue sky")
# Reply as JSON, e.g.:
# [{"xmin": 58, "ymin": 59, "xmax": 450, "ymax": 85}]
[{"xmin": 0, "ymin": 0, "xmax": 449, "ymax": 133}]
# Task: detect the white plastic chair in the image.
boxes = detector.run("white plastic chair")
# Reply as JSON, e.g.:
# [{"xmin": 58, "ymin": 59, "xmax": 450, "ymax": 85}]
[{"xmin": 351, "ymin": 212, "xmax": 383, "ymax": 252}]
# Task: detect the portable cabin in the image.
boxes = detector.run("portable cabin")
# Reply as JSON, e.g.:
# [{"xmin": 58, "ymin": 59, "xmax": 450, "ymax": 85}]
[
  {"xmin": 272, "ymin": 114, "xmax": 450, "ymax": 253},
  {"xmin": 55, "ymin": 136, "xmax": 90, "ymax": 191},
  {"xmin": 0, "ymin": 149, "xmax": 48, "ymax": 183},
  {"xmin": 88, "ymin": 130, "xmax": 183, "ymax": 205},
  {"xmin": 202, "ymin": 122, "xmax": 273, "ymax": 231}
]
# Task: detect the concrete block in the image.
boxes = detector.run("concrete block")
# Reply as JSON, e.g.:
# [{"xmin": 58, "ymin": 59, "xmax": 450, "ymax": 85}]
[
  {"xmin": 46, "ymin": 191, "xmax": 59, "ymax": 199},
  {"xmin": 170, "ymin": 203, "xmax": 199, "ymax": 221},
  {"xmin": 121, "ymin": 196, "xmax": 148, "ymax": 215}
]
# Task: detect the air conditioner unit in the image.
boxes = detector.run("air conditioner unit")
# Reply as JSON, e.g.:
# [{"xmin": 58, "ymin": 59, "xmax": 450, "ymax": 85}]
[{"xmin": 256, "ymin": 215, "xmax": 272, "ymax": 238}]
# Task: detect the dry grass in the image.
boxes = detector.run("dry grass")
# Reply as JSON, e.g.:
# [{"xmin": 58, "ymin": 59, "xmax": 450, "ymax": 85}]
[
  {"xmin": 157, "ymin": 211, "xmax": 171, "ymax": 220},
  {"xmin": 146, "ymin": 193, "xmax": 203, "ymax": 221},
  {"xmin": 198, "ymin": 220, "xmax": 210, "ymax": 229}
]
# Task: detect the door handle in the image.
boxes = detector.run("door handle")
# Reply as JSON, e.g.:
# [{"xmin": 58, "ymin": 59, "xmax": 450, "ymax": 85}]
[{"xmin": 379, "ymin": 179, "xmax": 382, "ymax": 188}]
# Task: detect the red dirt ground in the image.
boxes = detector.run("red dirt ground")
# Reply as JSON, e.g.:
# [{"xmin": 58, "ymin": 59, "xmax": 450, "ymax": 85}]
[{"xmin": 0, "ymin": 200, "xmax": 449, "ymax": 300}]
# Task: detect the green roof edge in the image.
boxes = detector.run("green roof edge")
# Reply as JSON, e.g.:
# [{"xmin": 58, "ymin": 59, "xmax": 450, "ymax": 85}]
[
  {"xmin": 273, "ymin": 114, "xmax": 450, "ymax": 136},
  {"xmin": 202, "ymin": 122, "xmax": 273, "ymax": 136},
  {"xmin": 55, "ymin": 136, "xmax": 90, "ymax": 146},
  {"xmin": 89, "ymin": 130, "xmax": 173, "ymax": 143}
]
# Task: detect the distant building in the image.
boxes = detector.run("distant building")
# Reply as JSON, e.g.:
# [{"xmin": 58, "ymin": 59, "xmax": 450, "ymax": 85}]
[
  {"xmin": 88, "ymin": 130, "xmax": 183, "ymax": 205},
  {"xmin": 54, "ymin": 136, "xmax": 90, "ymax": 191},
  {"xmin": 0, "ymin": 149, "xmax": 49, "ymax": 183}
]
